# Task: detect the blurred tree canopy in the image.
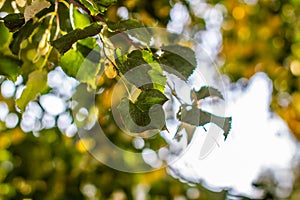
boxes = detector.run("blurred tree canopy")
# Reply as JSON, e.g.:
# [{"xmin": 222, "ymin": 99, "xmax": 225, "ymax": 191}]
[{"xmin": 0, "ymin": 0, "xmax": 299, "ymax": 199}]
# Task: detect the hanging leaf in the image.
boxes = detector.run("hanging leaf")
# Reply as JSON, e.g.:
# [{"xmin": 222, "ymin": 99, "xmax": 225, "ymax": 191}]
[
  {"xmin": 16, "ymin": 70, "xmax": 48, "ymax": 112},
  {"xmin": 71, "ymin": 4, "xmax": 91, "ymax": 29},
  {"xmin": 76, "ymin": 58, "xmax": 101, "ymax": 89},
  {"xmin": 59, "ymin": 49, "xmax": 84, "ymax": 77},
  {"xmin": 9, "ymin": 19, "xmax": 40, "ymax": 55},
  {"xmin": 78, "ymin": 0, "xmax": 117, "ymax": 15},
  {"xmin": 108, "ymin": 19, "xmax": 143, "ymax": 31},
  {"xmin": 142, "ymin": 50, "xmax": 166, "ymax": 92},
  {"xmin": 178, "ymin": 104, "xmax": 232, "ymax": 140},
  {"xmin": 0, "ymin": 54, "xmax": 22, "ymax": 80},
  {"xmin": 195, "ymin": 86, "xmax": 224, "ymax": 100},
  {"xmin": 107, "ymin": 20, "xmax": 152, "ymax": 44},
  {"xmin": 159, "ymin": 45, "xmax": 196, "ymax": 80},
  {"xmin": 117, "ymin": 89, "xmax": 168, "ymax": 133},
  {"xmin": 116, "ymin": 49, "xmax": 166, "ymax": 91},
  {"xmin": 134, "ymin": 89, "xmax": 168, "ymax": 111},
  {"xmin": 51, "ymin": 22, "xmax": 102, "ymax": 54},
  {"xmin": 0, "ymin": 22, "xmax": 11, "ymax": 49},
  {"xmin": 2, "ymin": 13, "xmax": 25, "ymax": 32}
]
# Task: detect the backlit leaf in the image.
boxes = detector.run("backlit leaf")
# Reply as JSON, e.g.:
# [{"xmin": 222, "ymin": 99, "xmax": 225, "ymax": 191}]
[
  {"xmin": 195, "ymin": 86, "xmax": 224, "ymax": 100},
  {"xmin": 60, "ymin": 49, "xmax": 84, "ymax": 77},
  {"xmin": 16, "ymin": 70, "xmax": 48, "ymax": 112},
  {"xmin": 0, "ymin": 54, "xmax": 22, "ymax": 80},
  {"xmin": 178, "ymin": 105, "xmax": 232, "ymax": 140},
  {"xmin": 71, "ymin": 5, "xmax": 91, "ymax": 29},
  {"xmin": 159, "ymin": 45, "xmax": 196, "ymax": 80}
]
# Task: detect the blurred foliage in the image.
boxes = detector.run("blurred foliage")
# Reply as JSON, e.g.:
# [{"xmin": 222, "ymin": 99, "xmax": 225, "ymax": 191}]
[
  {"xmin": 0, "ymin": 0, "xmax": 300, "ymax": 199},
  {"xmin": 221, "ymin": 0, "xmax": 300, "ymax": 140}
]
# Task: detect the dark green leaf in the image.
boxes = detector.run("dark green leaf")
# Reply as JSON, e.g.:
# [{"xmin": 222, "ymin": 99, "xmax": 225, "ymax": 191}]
[
  {"xmin": 135, "ymin": 89, "xmax": 168, "ymax": 111},
  {"xmin": 0, "ymin": 54, "xmax": 22, "ymax": 80},
  {"xmin": 178, "ymin": 105, "xmax": 232, "ymax": 140},
  {"xmin": 116, "ymin": 50, "xmax": 166, "ymax": 90},
  {"xmin": 9, "ymin": 19, "xmax": 40, "ymax": 55},
  {"xmin": 116, "ymin": 50, "xmax": 147, "ymax": 74},
  {"xmin": 195, "ymin": 86, "xmax": 224, "ymax": 100},
  {"xmin": 16, "ymin": 70, "xmax": 48, "ymax": 112},
  {"xmin": 159, "ymin": 45, "xmax": 196, "ymax": 80},
  {"xmin": 2, "ymin": 13, "xmax": 25, "ymax": 32},
  {"xmin": 108, "ymin": 20, "xmax": 153, "ymax": 44},
  {"xmin": 51, "ymin": 22, "xmax": 102, "ymax": 54},
  {"xmin": 117, "ymin": 89, "xmax": 167, "ymax": 133},
  {"xmin": 78, "ymin": 0, "xmax": 117, "ymax": 15},
  {"xmin": 108, "ymin": 19, "xmax": 143, "ymax": 31}
]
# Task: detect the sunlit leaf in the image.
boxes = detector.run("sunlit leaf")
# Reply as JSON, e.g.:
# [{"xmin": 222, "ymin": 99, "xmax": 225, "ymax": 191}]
[
  {"xmin": 142, "ymin": 50, "xmax": 166, "ymax": 92},
  {"xmin": 51, "ymin": 22, "xmax": 102, "ymax": 54},
  {"xmin": 159, "ymin": 45, "xmax": 196, "ymax": 80},
  {"xmin": 0, "ymin": 22, "xmax": 11, "ymax": 49},
  {"xmin": 71, "ymin": 4, "xmax": 91, "ymax": 29},
  {"xmin": 16, "ymin": 70, "xmax": 48, "ymax": 112},
  {"xmin": 60, "ymin": 49, "xmax": 84, "ymax": 77},
  {"xmin": 0, "ymin": 54, "xmax": 22, "ymax": 80}
]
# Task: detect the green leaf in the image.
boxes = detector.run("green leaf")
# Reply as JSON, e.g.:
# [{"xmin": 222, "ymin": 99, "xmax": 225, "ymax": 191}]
[
  {"xmin": 0, "ymin": 54, "xmax": 22, "ymax": 80},
  {"xmin": 134, "ymin": 89, "xmax": 168, "ymax": 111},
  {"xmin": 78, "ymin": 0, "xmax": 117, "ymax": 15},
  {"xmin": 108, "ymin": 20, "xmax": 153, "ymax": 44},
  {"xmin": 178, "ymin": 105, "xmax": 232, "ymax": 140},
  {"xmin": 60, "ymin": 49, "xmax": 84, "ymax": 77},
  {"xmin": 2, "ymin": 13, "xmax": 25, "ymax": 32},
  {"xmin": 108, "ymin": 19, "xmax": 143, "ymax": 31},
  {"xmin": 71, "ymin": 5, "xmax": 91, "ymax": 29},
  {"xmin": 9, "ymin": 19, "xmax": 40, "ymax": 55},
  {"xmin": 0, "ymin": 22, "xmax": 11, "ymax": 49},
  {"xmin": 116, "ymin": 50, "xmax": 166, "ymax": 90},
  {"xmin": 51, "ymin": 22, "xmax": 102, "ymax": 54},
  {"xmin": 117, "ymin": 89, "xmax": 167, "ymax": 133},
  {"xmin": 159, "ymin": 45, "xmax": 197, "ymax": 80},
  {"xmin": 195, "ymin": 86, "xmax": 224, "ymax": 100},
  {"xmin": 116, "ymin": 50, "xmax": 146, "ymax": 74},
  {"xmin": 16, "ymin": 70, "xmax": 48, "ymax": 112},
  {"xmin": 76, "ymin": 58, "xmax": 101, "ymax": 89},
  {"xmin": 142, "ymin": 50, "xmax": 166, "ymax": 92}
]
